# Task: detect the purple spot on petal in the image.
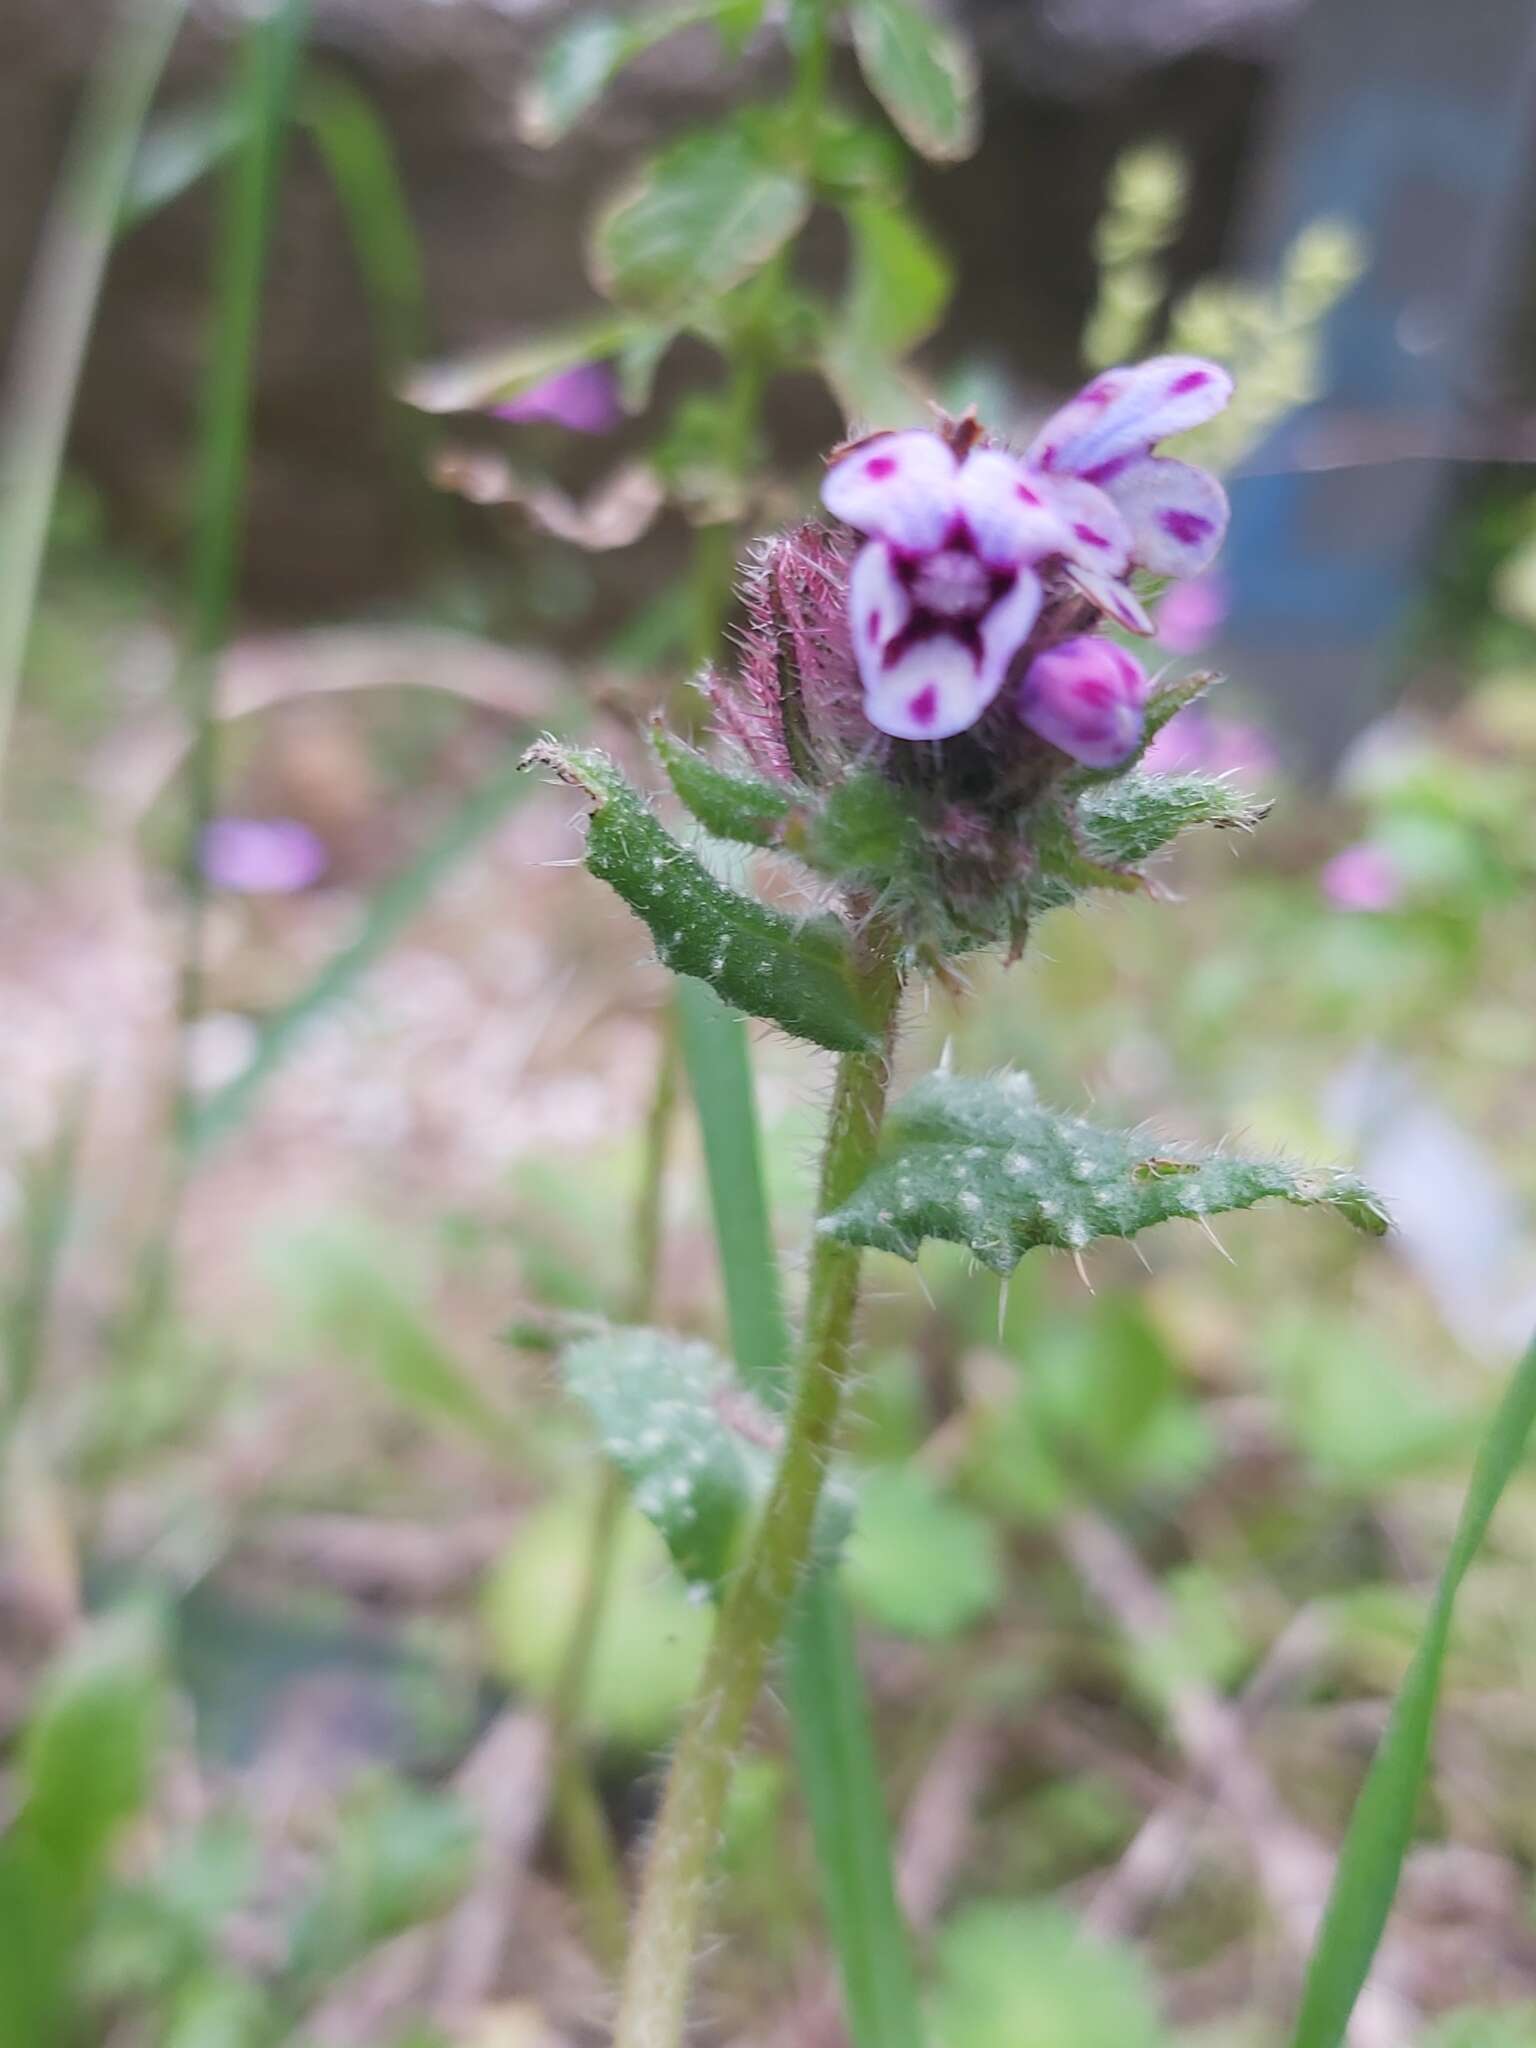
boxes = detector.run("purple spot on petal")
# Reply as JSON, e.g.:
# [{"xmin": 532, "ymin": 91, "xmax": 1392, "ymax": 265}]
[
  {"xmin": 1169, "ymin": 369, "xmax": 1211, "ymax": 395},
  {"xmin": 1082, "ymin": 456, "xmax": 1130, "ymax": 487},
  {"xmin": 1160, "ymin": 508, "xmax": 1213, "ymax": 546},
  {"xmin": 1015, "ymin": 482, "xmax": 1041, "ymax": 505},
  {"xmin": 864, "ymin": 454, "xmax": 897, "ymax": 480},
  {"xmin": 908, "ymin": 684, "xmax": 939, "ymax": 728},
  {"xmin": 1072, "ymin": 523, "xmax": 1112, "ymax": 550},
  {"xmin": 866, "ymin": 609, "xmax": 882, "ymax": 643}
]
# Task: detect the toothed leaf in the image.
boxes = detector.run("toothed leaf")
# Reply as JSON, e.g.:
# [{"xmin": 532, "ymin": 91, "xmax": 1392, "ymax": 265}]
[
  {"xmin": 522, "ymin": 742, "xmax": 880, "ymax": 1053},
  {"xmin": 821, "ymin": 1070, "xmax": 1389, "ymax": 1275},
  {"xmin": 563, "ymin": 1327, "xmax": 852, "ymax": 1589},
  {"xmin": 653, "ymin": 725, "xmax": 794, "ymax": 847}
]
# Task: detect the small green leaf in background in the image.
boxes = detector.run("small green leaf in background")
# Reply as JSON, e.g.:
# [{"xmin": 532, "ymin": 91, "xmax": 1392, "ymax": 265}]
[
  {"xmin": 283, "ymin": 1774, "xmax": 476, "ymax": 1998},
  {"xmin": 562, "ymin": 1326, "xmax": 852, "ymax": 1589},
  {"xmin": 931, "ymin": 1901, "xmax": 1170, "ymax": 2048},
  {"xmin": 823, "ymin": 195, "xmax": 952, "ymax": 425},
  {"xmin": 844, "ymin": 1464, "xmax": 1002, "ymax": 1640},
  {"xmin": 483, "ymin": 1489, "xmax": 712, "ymax": 1749},
  {"xmin": 267, "ymin": 1220, "xmax": 517, "ymax": 1449},
  {"xmin": 1289, "ymin": 1328, "xmax": 1536, "ymax": 2048},
  {"xmin": 523, "ymin": 741, "xmax": 883, "ymax": 1054},
  {"xmin": 590, "ymin": 118, "xmax": 810, "ymax": 315},
  {"xmin": 121, "ymin": 96, "xmax": 247, "ymax": 228},
  {"xmin": 822, "ymin": 1068, "xmax": 1388, "ymax": 1275},
  {"xmin": 20, "ymin": 1609, "xmax": 166, "ymax": 1897},
  {"xmin": 849, "ymin": 0, "xmax": 980, "ymax": 164},
  {"xmin": 517, "ymin": 12, "xmax": 631, "ymax": 144}
]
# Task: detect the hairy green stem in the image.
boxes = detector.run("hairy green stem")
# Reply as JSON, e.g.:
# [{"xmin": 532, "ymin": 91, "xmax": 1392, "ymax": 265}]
[
  {"xmin": 615, "ymin": 954, "xmax": 900, "ymax": 2048},
  {"xmin": 549, "ymin": 1020, "xmax": 681, "ymax": 1973}
]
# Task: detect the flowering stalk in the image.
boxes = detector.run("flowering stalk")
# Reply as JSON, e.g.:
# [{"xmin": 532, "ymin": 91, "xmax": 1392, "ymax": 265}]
[{"xmin": 615, "ymin": 940, "xmax": 901, "ymax": 2048}]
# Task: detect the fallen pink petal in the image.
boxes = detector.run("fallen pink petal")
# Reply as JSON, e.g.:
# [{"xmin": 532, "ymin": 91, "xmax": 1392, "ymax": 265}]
[{"xmin": 490, "ymin": 360, "xmax": 622, "ymax": 434}]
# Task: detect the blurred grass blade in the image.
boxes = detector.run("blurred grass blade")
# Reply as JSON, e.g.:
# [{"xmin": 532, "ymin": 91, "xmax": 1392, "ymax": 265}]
[
  {"xmin": 187, "ymin": 737, "xmax": 550, "ymax": 1152},
  {"xmin": 299, "ymin": 69, "xmax": 426, "ymax": 383},
  {"xmin": 0, "ymin": 0, "xmax": 189, "ymax": 816},
  {"xmin": 2, "ymin": 1094, "xmax": 87, "ymax": 1440},
  {"xmin": 675, "ymin": 981, "xmax": 924, "ymax": 2048},
  {"xmin": 120, "ymin": 92, "xmax": 247, "ymax": 229},
  {"xmin": 176, "ymin": 0, "xmax": 310, "ymax": 1051},
  {"xmin": 1290, "ymin": 1327, "xmax": 1536, "ymax": 2048}
]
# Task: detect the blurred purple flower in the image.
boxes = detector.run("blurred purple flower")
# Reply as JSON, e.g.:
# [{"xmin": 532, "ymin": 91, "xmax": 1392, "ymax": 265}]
[
  {"xmin": 1155, "ymin": 571, "xmax": 1228, "ymax": 655},
  {"xmin": 1321, "ymin": 842, "xmax": 1403, "ymax": 913},
  {"xmin": 201, "ymin": 817, "xmax": 329, "ymax": 895},
  {"xmin": 490, "ymin": 362, "xmax": 621, "ymax": 435},
  {"xmin": 1141, "ymin": 703, "xmax": 1278, "ymax": 783}
]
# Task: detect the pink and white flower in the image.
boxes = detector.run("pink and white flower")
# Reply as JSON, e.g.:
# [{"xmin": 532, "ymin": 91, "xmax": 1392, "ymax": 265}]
[
  {"xmin": 1017, "ymin": 636, "xmax": 1149, "ymax": 769},
  {"xmin": 822, "ymin": 431, "xmax": 1065, "ymax": 741},
  {"xmin": 820, "ymin": 356, "xmax": 1231, "ymax": 746},
  {"xmin": 1027, "ymin": 354, "xmax": 1232, "ymax": 622}
]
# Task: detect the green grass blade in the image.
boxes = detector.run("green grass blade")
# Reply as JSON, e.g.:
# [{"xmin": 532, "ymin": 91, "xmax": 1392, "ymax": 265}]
[
  {"xmin": 674, "ymin": 981, "xmax": 925, "ymax": 2048},
  {"xmin": 187, "ymin": 736, "xmax": 548, "ymax": 1153},
  {"xmin": 298, "ymin": 69, "xmax": 426, "ymax": 382},
  {"xmin": 175, "ymin": 0, "xmax": 309, "ymax": 1053},
  {"xmin": 1290, "ymin": 1326, "xmax": 1536, "ymax": 2048},
  {"xmin": 0, "ymin": 0, "xmax": 189, "ymax": 815},
  {"xmin": 673, "ymin": 981, "xmax": 791, "ymax": 1396}
]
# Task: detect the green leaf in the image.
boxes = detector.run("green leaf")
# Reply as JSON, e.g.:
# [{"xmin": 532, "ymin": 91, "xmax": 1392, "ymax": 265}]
[
  {"xmin": 121, "ymin": 95, "xmax": 246, "ymax": 228},
  {"xmin": 590, "ymin": 120, "xmax": 810, "ymax": 314},
  {"xmin": 20, "ymin": 1610, "xmax": 165, "ymax": 1896},
  {"xmin": 517, "ymin": 13, "xmax": 630, "ymax": 145},
  {"xmin": 849, "ymin": 0, "xmax": 980, "ymax": 164},
  {"xmin": 1289, "ymin": 1326, "xmax": 1536, "ymax": 2048},
  {"xmin": 845, "ymin": 1465, "xmax": 1002, "ymax": 1640},
  {"xmin": 267, "ymin": 1221, "xmax": 518, "ymax": 1449},
  {"xmin": 821, "ymin": 1069, "xmax": 1389, "ymax": 1275},
  {"xmin": 401, "ymin": 317, "xmax": 631, "ymax": 414},
  {"xmin": 562, "ymin": 1326, "xmax": 852, "ymax": 1588},
  {"xmin": 839, "ymin": 196, "xmax": 952, "ymax": 359},
  {"xmin": 932, "ymin": 1900, "xmax": 1170, "ymax": 2048},
  {"xmin": 483, "ymin": 1490, "xmax": 710, "ymax": 1748},
  {"xmin": 524, "ymin": 741, "xmax": 882, "ymax": 1053},
  {"xmin": 518, "ymin": 2, "xmax": 737, "ymax": 145},
  {"xmin": 654, "ymin": 723, "xmax": 795, "ymax": 846},
  {"xmin": 1073, "ymin": 771, "xmax": 1269, "ymax": 869}
]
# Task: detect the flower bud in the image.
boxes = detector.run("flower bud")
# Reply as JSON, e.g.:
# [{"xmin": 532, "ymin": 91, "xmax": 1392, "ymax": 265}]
[{"xmin": 1017, "ymin": 636, "xmax": 1149, "ymax": 769}]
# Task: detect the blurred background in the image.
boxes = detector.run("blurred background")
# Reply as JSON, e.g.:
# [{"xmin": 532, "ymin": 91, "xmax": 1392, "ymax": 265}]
[{"xmin": 4, "ymin": 1, "xmax": 1536, "ymax": 2044}]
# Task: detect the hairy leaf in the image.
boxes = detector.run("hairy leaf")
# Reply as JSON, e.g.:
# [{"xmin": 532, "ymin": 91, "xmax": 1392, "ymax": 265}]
[
  {"xmin": 849, "ymin": 0, "xmax": 980, "ymax": 163},
  {"xmin": 563, "ymin": 1327, "xmax": 851, "ymax": 1589},
  {"xmin": 653, "ymin": 723, "xmax": 794, "ymax": 847},
  {"xmin": 590, "ymin": 120, "xmax": 809, "ymax": 314},
  {"xmin": 822, "ymin": 1070, "xmax": 1388, "ymax": 1274},
  {"xmin": 1075, "ymin": 772, "xmax": 1270, "ymax": 868},
  {"xmin": 523, "ymin": 741, "xmax": 880, "ymax": 1052}
]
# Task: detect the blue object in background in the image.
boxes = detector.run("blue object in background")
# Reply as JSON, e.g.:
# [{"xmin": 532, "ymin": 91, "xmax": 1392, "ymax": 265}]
[{"xmin": 1220, "ymin": 0, "xmax": 1536, "ymax": 766}]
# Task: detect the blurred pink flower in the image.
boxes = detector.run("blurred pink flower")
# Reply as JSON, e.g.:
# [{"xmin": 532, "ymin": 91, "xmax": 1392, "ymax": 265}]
[
  {"xmin": 1321, "ymin": 842, "xmax": 1403, "ymax": 913},
  {"xmin": 490, "ymin": 362, "xmax": 621, "ymax": 434},
  {"xmin": 1155, "ymin": 571, "xmax": 1228, "ymax": 655},
  {"xmin": 1141, "ymin": 704, "xmax": 1277, "ymax": 782},
  {"xmin": 201, "ymin": 817, "xmax": 329, "ymax": 895}
]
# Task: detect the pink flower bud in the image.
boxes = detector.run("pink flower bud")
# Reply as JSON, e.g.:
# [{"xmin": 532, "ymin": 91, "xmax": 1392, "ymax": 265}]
[
  {"xmin": 1320, "ymin": 842, "xmax": 1402, "ymax": 913},
  {"xmin": 1017, "ymin": 635, "xmax": 1148, "ymax": 768}
]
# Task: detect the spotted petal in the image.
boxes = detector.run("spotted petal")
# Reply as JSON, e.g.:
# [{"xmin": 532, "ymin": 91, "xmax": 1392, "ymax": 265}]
[
  {"xmin": 848, "ymin": 540, "xmax": 912, "ymax": 692},
  {"xmin": 1028, "ymin": 356, "xmax": 1233, "ymax": 478},
  {"xmin": 1064, "ymin": 562, "xmax": 1154, "ymax": 637},
  {"xmin": 955, "ymin": 448, "xmax": 1065, "ymax": 568},
  {"xmin": 864, "ymin": 633, "xmax": 990, "ymax": 742},
  {"xmin": 976, "ymin": 568, "xmax": 1043, "ymax": 695},
  {"xmin": 1037, "ymin": 476, "xmax": 1132, "ymax": 579},
  {"xmin": 822, "ymin": 430, "xmax": 958, "ymax": 551},
  {"xmin": 1097, "ymin": 455, "xmax": 1229, "ymax": 578}
]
